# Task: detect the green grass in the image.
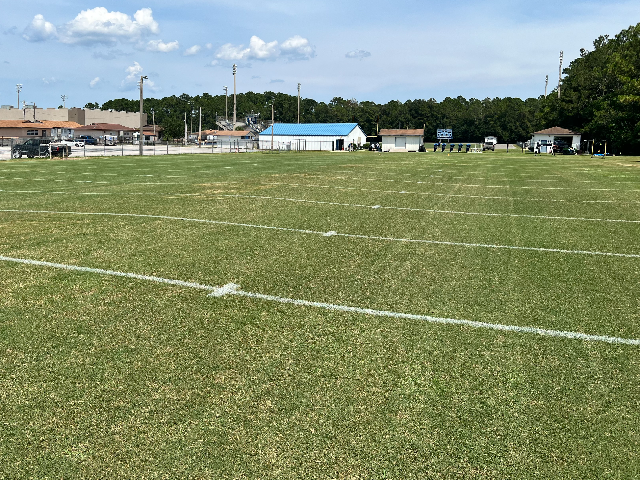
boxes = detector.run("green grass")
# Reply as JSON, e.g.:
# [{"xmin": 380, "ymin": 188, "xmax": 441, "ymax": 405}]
[{"xmin": 1, "ymin": 150, "xmax": 639, "ymax": 478}]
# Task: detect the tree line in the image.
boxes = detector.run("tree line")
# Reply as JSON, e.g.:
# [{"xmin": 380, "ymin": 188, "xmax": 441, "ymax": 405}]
[{"xmin": 98, "ymin": 22, "xmax": 640, "ymax": 153}]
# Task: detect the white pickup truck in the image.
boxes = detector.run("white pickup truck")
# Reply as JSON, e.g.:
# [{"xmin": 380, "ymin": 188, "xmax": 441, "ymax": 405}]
[{"xmin": 483, "ymin": 136, "xmax": 498, "ymax": 151}]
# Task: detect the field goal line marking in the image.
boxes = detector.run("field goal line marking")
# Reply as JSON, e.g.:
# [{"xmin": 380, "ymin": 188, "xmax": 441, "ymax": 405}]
[
  {"xmin": 1, "ymin": 255, "xmax": 638, "ymax": 346},
  {"xmin": 3, "ymin": 208, "xmax": 640, "ymax": 259}
]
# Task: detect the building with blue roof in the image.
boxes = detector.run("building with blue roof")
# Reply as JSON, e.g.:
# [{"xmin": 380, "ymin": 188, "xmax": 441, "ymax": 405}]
[{"xmin": 258, "ymin": 123, "xmax": 367, "ymax": 151}]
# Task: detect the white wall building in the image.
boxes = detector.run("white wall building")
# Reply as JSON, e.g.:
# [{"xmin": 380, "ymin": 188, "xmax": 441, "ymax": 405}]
[
  {"xmin": 258, "ymin": 123, "xmax": 367, "ymax": 151},
  {"xmin": 531, "ymin": 127, "xmax": 581, "ymax": 152},
  {"xmin": 379, "ymin": 129, "xmax": 424, "ymax": 152}
]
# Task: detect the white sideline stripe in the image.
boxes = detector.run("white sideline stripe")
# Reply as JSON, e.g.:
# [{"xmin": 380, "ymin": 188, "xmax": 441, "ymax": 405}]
[
  {"xmin": 217, "ymin": 193, "xmax": 640, "ymax": 224},
  {"xmin": 2, "ymin": 208, "xmax": 640, "ymax": 259},
  {"xmin": 1, "ymin": 255, "xmax": 638, "ymax": 346}
]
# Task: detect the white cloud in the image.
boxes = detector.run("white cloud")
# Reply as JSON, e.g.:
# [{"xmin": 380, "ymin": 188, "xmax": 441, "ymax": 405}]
[
  {"xmin": 59, "ymin": 7, "xmax": 159, "ymax": 45},
  {"xmin": 205, "ymin": 43, "xmax": 213, "ymax": 49},
  {"xmin": 281, "ymin": 35, "xmax": 315, "ymax": 59},
  {"xmin": 183, "ymin": 45, "xmax": 201, "ymax": 56},
  {"xmin": 346, "ymin": 49, "xmax": 371, "ymax": 60},
  {"xmin": 90, "ymin": 77, "xmax": 100, "ymax": 88},
  {"xmin": 216, "ymin": 35, "xmax": 312, "ymax": 61},
  {"xmin": 121, "ymin": 62, "xmax": 156, "ymax": 91},
  {"xmin": 147, "ymin": 39, "xmax": 179, "ymax": 52},
  {"xmin": 42, "ymin": 77, "xmax": 56, "ymax": 85},
  {"xmin": 23, "ymin": 14, "xmax": 57, "ymax": 42}
]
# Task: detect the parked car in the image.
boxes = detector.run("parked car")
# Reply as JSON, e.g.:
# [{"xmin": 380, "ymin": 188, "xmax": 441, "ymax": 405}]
[
  {"xmin": 76, "ymin": 135, "xmax": 97, "ymax": 145},
  {"xmin": 11, "ymin": 138, "xmax": 71, "ymax": 158}
]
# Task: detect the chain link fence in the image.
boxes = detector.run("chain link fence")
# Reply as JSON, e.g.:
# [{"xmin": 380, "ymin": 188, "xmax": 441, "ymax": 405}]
[{"xmin": 0, "ymin": 137, "xmax": 260, "ymax": 160}]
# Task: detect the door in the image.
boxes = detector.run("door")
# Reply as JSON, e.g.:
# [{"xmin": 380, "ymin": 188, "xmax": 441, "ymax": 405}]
[
  {"xmin": 336, "ymin": 139, "xmax": 344, "ymax": 150},
  {"xmin": 395, "ymin": 137, "xmax": 406, "ymax": 148}
]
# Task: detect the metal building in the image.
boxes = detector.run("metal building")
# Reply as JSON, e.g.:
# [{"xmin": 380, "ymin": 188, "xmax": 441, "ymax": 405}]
[{"xmin": 258, "ymin": 123, "xmax": 367, "ymax": 151}]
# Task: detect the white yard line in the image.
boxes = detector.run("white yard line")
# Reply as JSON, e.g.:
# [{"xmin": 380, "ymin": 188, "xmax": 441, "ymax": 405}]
[
  {"xmin": 1, "ymin": 254, "xmax": 638, "ymax": 346},
  {"xmin": 285, "ymin": 174, "xmax": 639, "ymax": 192},
  {"xmin": 216, "ymin": 193, "xmax": 640, "ymax": 224},
  {"xmin": 2, "ymin": 208, "xmax": 640, "ymax": 259},
  {"xmin": 263, "ymin": 182, "xmax": 640, "ymax": 204}
]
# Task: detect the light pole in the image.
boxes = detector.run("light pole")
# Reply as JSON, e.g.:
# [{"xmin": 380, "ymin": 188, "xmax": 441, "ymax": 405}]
[
  {"xmin": 151, "ymin": 108, "xmax": 156, "ymax": 141},
  {"xmin": 16, "ymin": 84, "xmax": 22, "ymax": 109},
  {"xmin": 61, "ymin": 94, "xmax": 67, "ymax": 109},
  {"xmin": 223, "ymin": 86, "xmax": 228, "ymax": 124},
  {"xmin": 232, "ymin": 64, "xmax": 237, "ymax": 129},
  {"xmin": 297, "ymin": 83, "xmax": 301, "ymax": 124},
  {"xmin": 199, "ymin": 106, "xmax": 202, "ymax": 147},
  {"xmin": 139, "ymin": 75, "xmax": 148, "ymax": 156},
  {"xmin": 184, "ymin": 112, "xmax": 187, "ymax": 146},
  {"xmin": 544, "ymin": 75, "xmax": 548, "ymax": 98},
  {"xmin": 558, "ymin": 51, "xmax": 563, "ymax": 99},
  {"xmin": 271, "ymin": 102, "xmax": 274, "ymax": 150}
]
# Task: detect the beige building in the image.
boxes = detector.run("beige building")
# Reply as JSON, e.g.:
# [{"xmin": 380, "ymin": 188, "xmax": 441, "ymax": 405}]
[
  {"xmin": 0, "ymin": 120, "xmax": 82, "ymax": 139},
  {"xmin": 0, "ymin": 107, "xmax": 145, "ymax": 129}
]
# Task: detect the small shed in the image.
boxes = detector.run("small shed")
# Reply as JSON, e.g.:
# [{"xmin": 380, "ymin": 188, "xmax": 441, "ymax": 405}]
[
  {"xmin": 531, "ymin": 127, "xmax": 581, "ymax": 152},
  {"xmin": 258, "ymin": 123, "xmax": 366, "ymax": 151},
  {"xmin": 379, "ymin": 129, "xmax": 424, "ymax": 152}
]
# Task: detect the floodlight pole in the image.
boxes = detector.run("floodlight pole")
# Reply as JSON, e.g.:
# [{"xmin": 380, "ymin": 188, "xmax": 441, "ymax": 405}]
[
  {"xmin": 558, "ymin": 51, "xmax": 563, "ymax": 99},
  {"xmin": 139, "ymin": 75, "xmax": 148, "ymax": 156},
  {"xmin": 297, "ymin": 83, "xmax": 301, "ymax": 124},
  {"xmin": 271, "ymin": 103, "xmax": 274, "ymax": 151},
  {"xmin": 184, "ymin": 112, "xmax": 187, "ymax": 146},
  {"xmin": 61, "ymin": 94, "xmax": 67, "ymax": 109},
  {"xmin": 16, "ymin": 84, "xmax": 22, "ymax": 109},
  {"xmin": 232, "ymin": 64, "xmax": 237, "ymax": 129},
  {"xmin": 223, "ymin": 86, "xmax": 228, "ymax": 123},
  {"xmin": 544, "ymin": 75, "xmax": 548, "ymax": 98},
  {"xmin": 199, "ymin": 106, "xmax": 202, "ymax": 147}
]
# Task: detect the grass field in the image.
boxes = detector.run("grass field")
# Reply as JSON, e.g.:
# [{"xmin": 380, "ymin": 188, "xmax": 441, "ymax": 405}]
[{"xmin": 1, "ymin": 150, "xmax": 639, "ymax": 478}]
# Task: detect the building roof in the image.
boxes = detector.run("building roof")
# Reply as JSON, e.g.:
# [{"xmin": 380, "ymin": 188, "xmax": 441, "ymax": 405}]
[
  {"xmin": 0, "ymin": 120, "xmax": 83, "ymax": 129},
  {"xmin": 259, "ymin": 123, "xmax": 361, "ymax": 136},
  {"xmin": 533, "ymin": 126, "xmax": 581, "ymax": 135},
  {"xmin": 78, "ymin": 123, "xmax": 137, "ymax": 132},
  {"xmin": 379, "ymin": 129, "xmax": 424, "ymax": 136},
  {"xmin": 200, "ymin": 129, "xmax": 252, "ymax": 137}
]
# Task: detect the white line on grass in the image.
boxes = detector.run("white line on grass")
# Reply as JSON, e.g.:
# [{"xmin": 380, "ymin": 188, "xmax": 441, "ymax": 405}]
[
  {"xmin": 0, "ymin": 254, "xmax": 638, "ymax": 346},
  {"xmin": 264, "ymin": 182, "xmax": 640, "ymax": 204},
  {"xmin": 2, "ymin": 208, "xmax": 640, "ymax": 259},
  {"xmin": 216, "ymin": 193, "xmax": 640, "ymax": 224}
]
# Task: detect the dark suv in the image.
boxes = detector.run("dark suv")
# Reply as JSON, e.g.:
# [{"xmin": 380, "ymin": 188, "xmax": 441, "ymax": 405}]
[
  {"xmin": 12, "ymin": 138, "xmax": 71, "ymax": 158},
  {"xmin": 76, "ymin": 135, "xmax": 97, "ymax": 145}
]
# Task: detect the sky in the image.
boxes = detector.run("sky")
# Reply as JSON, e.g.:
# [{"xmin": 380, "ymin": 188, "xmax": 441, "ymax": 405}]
[{"xmin": 0, "ymin": 0, "xmax": 638, "ymax": 109}]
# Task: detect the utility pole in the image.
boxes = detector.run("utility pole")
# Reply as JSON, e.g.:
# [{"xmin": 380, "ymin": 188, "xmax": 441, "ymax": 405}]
[
  {"xmin": 297, "ymin": 83, "xmax": 301, "ymax": 124},
  {"xmin": 151, "ymin": 108, "xmax": 156, "ymax": 140},
  {"xmin": 271, "ymin": 103, "xmax": 274, "ymax": 150},
  {"xmin": 16, "ymin": 84, "xmax": 22, "ymax": 109},
  {"xmin": 184, "ymin": 112, "xmax": 187, "ymax": 146},
  {"xmin": 139, "ymin": 75, "xmax": 148, "ymax": 156},
  {"xmin": 223, "ymin": 86, "xmax": 228, "ymax": 124},
  {"xmin": 544, "ymin": 75, "xmax": 548, "ymax": 98},
  {"xmin": 558, "ymin": 51, "xmax": 563, "ymax": 99},
  {"xmin": 232, "ymin": 64, "xmax": 237, "ymax": 129},
  {"xmin": 61, "ymin": 94, "xmax": 67, "ymax": 109},
  {"xmin": 199, "ymin": 107, "xmax": 202, "ymax": 147}
]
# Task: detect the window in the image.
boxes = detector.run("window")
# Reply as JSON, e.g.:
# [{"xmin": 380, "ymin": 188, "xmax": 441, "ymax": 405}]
[{"xmin": 27, "ymin": 130, "xmax": 38, "ymax": 136}]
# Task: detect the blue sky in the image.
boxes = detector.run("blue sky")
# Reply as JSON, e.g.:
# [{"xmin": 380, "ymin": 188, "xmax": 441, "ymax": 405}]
[{"xmin": 0, "ymin": 0, "xmax": 638, "ymax": 109}]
